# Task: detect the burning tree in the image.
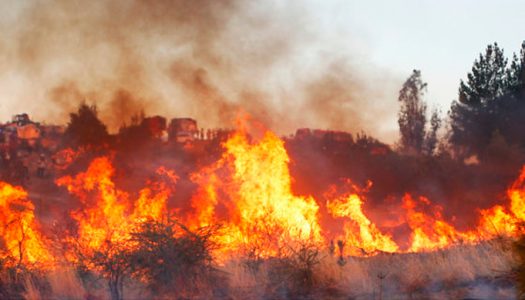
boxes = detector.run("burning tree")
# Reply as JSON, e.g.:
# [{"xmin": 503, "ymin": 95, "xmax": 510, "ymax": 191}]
[
  {"xmin": 0, "ymin": 182, "xmax": 53, "ymax": 298},
  {"xmin": 0, "ymin": 182, "xmax": 51, "ymax": 268},
  {"xmin": 128, "ymin": 219, "xmax": 220, "ymax": 297}
]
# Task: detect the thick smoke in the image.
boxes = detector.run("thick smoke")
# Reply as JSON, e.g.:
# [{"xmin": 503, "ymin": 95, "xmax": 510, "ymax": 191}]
[{"xmin": 0, "ymin": 0, "xmax": 400, "ymax": 140}]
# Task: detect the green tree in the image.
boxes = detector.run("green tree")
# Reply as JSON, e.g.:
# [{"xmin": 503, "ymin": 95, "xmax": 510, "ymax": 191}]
[
  {"xmin": 449, "ymin": 43, "xmax": 510, "ymax": 156},
  {"xmin": 449, "ymin": 42, "xmax": 525, "ymax": 157},
  {"xmin": 398, "ymin": 70, "xmax": 428, "ymax": 154},
  {"xmin": 458, "ymin": 43, "xmax": 508, "ymax": 105},
  {"xmin": 506, "ymin": 41, "xmax": 525, "ymax": 96},
  {"xmin": 423, "ymin": 108, "xmax": 441, "ymax": 156}
]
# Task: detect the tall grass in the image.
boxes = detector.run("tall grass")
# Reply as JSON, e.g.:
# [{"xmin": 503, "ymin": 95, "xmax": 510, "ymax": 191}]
[{"xmin": 10, "ymin": 238, "xmax": 518, "ymax": 299}]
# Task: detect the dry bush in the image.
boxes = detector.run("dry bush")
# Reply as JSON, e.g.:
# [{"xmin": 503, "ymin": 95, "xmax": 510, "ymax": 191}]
[
  {"xmin": 127, "ymin": 219, "xmax": 224, "ymax": 299},
  {"xmin": 316, "ymin": 241, "xmax": 516, "ymax": 299}
]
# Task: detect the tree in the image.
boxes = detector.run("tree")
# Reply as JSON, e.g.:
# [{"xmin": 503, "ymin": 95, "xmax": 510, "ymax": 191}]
[
  {"xmin": 449, "ymin": 42, "xmax": 525, "ymax": 157},
  {"xmin": 507, "ymin": 41, "xmax": 525, "ymax": 96},
  {"xmin": 116, "ymin": 111, "xmax": 150, "ymax": 151},
  {"xmin": 63, "ymin": 103, "xmax": 110, "ymax": 149},
  {"xmin": 458, "ymin": 43, "xmax": 508, "ymax": 106},
  {"xmin": 423, "ymin": 108, "xmax": 441, "ymax": 156},
  {"xmin": 398, "ymin": 70, "xmax": 428, "ymax": 154},
  {"xmin": 450, "ymin": 43, "xmax": 508, "ymax": 156}
]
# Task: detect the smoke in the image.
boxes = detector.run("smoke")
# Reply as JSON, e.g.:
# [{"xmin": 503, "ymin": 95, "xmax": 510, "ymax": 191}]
[{"xmin": 0, "ymin": 0, "xmax": 400, "ymax": 140}]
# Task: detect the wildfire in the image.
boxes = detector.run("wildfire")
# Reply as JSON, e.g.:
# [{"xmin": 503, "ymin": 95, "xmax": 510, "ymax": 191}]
[
  {"xmin": 402, "ymin": 195, "xmax": 479, "ymax": 252},
  {"xmin": 5, "ymin": 128, "xmax": 525, "ymax": 272},
  {"xmin": 190, "ymin": 131, "xmax": 323, "ymax": 259},
  {"xmin": 327, "ymin": 193, "xmax": 398, "ymax": 255},
  {"xmin": 0, "ymin": 182, "xmax": 51, "ymax": 267},
  {"xmin": 56, "ymin": 156, "xmax": 176, "ymax": 256}
]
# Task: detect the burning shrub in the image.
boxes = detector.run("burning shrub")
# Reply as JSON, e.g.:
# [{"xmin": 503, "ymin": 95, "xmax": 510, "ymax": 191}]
[
  {"xmin": 62, "ymin": 218, "xmax": 222, "ymax": 300},
  {"xmin": 127, "ymin": 219, "xmax": 221, "ymax": 298},
  {"xmin": 65, "ymin": 233, "xmax": 133, "ymax": 300}
]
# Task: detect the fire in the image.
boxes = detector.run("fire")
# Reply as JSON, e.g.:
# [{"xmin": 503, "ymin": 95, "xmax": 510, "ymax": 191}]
[
  {"xmin": 5, "ymin": 127, "xmax": 525, "ymax": 273},
  {"xmin": 0, "ymin": 182, "xmax": 51, "ymax": 266},
  {"xmin": 327, "ymin": 193, "xmax": 398, "ymax": 255},
  {"xmin": 54, "ymin": 134, "xmax": 525, "ymax": 261},
  {"xmin": 479, "ymin": 205, "xmax": 518, "ymax": 237},
  {"xmin": 190, "ymin": 131, "xmax": 323, "ymax": 258},
  {"xmin": 401, "ymin": 165, "xmax": 525, "ymax": 252},
  {"xmin": 476, "ymin": 166, "xmax": 525, "ymax": 238},
  {"xmin": 402, "ymin": 195, "xmax": 479, "ymax": 252},
  {"xmin": 509, "ymin": 166, "xmax": 525, "ymax": 221},
  {"xmin": 56, "ymin": 156, "xmax": 175, "ymax": 255}
]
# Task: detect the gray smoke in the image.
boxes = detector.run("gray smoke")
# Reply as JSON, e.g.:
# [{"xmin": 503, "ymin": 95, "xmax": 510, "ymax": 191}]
[{"xmin": 0, "ymin": 0, "xmax": 400, "ymax": 141}]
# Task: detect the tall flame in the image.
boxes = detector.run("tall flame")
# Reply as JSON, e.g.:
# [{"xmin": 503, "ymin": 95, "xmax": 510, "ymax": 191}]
[
  {"xmin": 0, "ymin": 182, "xmax": 51, "ymax": 266},
  {"xmin": 7, "ymin": 130, "xmax": 525, "ymax": 270},
  {"xmin": 327, "ymin": 193, "xmax": 398, "ymax": 255},
  {"xmin": 190, "ymin": 131, "xmax": 323, "ymax": 258},
  {"xmin": 56, "ymin": 157, "xmax": 175, "ymax": 253}
]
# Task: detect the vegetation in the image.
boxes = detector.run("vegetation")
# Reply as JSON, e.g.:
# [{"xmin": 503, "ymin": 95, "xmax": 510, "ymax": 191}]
[
  {"xmin": 449, "ymin": 42, "xmax": 525, "ymax": 159},
  {"xmin": 63, "ymin": 218, "xmax": 220, "ymax": 300},
  {"xmin": 127, "ymin": 220, "xmax": 220, "ymax": 297},
  {"xmin": 3, "ymin": 40, "xmax": 525, "ymax": 299},
  {"xmin": 63, "ymin": 103, "xmax": 110, "ymax": 149}
]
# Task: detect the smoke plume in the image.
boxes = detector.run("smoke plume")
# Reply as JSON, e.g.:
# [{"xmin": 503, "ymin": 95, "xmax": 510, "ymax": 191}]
[{"xmin": 0, "ymin": 0, "xmax": 400, "ymax": 141}]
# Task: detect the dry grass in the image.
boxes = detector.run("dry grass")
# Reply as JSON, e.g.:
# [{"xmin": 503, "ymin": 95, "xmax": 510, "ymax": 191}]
[
  {"xmin": 11, "ymin": 238, "xmax": 519, "ymax": 299},
  {"xmin": 223, "ymin": 239, "xmax": 517, "ymax": 299}
]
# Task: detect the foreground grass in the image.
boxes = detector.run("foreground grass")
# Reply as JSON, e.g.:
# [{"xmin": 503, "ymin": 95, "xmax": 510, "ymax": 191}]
[{"xmin": 3, "ymin": 238, "xmax": 518, "ymax": 299}]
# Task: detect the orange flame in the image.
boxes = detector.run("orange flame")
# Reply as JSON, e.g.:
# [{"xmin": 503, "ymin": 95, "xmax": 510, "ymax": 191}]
[
  {"xmin": 402, "ymin": 195, "xmax": 480, "ymax": 252},
  {"xmin": 190, "ymin": 131, "xmax": 323, "ymax": 259},
  {"xmin": 0, "ymin": 182, "xmax": 52, "ymax": 266},
  {"xmin": 327, "ymin": 193, "xmax": 398, "ymax": 255},
  {"xmin": 56, "ymin": 157, "xmax": 176, "ymax": 253},
  {"xmin": 15, "ymin": 131, "xmax": 525, "ymax": 268}
]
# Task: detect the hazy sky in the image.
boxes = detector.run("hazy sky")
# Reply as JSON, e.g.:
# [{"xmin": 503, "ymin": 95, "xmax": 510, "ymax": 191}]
[
  {"xmin": 0, "ymin": 0, "xmax": 523, "ymax": 143},
  {"xmin": 326, "ymin": 0, "xmax": 525, "ymax": 108}
]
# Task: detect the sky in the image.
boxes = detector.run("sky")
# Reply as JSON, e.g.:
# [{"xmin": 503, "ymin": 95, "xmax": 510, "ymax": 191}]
[
  {"xmin": 328, "ymin": 0, "xmax": 525, "ymax": 108},
  {"xmin": 0, "ymin": 0, "xmax": 523, "ymax": 144}
]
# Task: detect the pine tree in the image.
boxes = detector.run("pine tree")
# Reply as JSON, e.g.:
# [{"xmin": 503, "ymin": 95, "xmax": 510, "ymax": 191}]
[
  {"xmin": 506, "ymin": 41, "xmax": 525, "ymax": 96},
  {"xmin": 449, "ymin": 43, "xmax": 511, "ymax": 156},
  {"xmin": 424, "ymin": 108, "xmax": 441, "ymax": 156},
  {"xmin": 458, "ymin": 43, "xmax": 508, "ymax": 106}
]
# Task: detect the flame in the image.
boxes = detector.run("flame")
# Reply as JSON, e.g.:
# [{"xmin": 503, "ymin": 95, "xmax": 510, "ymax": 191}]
[
  {"xmin": 327, "ymin": 193, "xmax": 398, "ymax": 255},
  {"xmin": 0, "ymin": 182, "xmax": 51, "ymax": 266},
  {"xmin": 56, "ymin": 156, "xmax": 175, "ymax": 255},
  {"xmin": 190, "ymin": 131, "xmax": 323, "ymax": 259},
  {"xmin": 56, "ymin": 136, "xmax": 525, "ymax": 261},
  {"xmin": 509, "ymin": 166, "xmax": 525, "ymax": 221},
  {"xmin": 402, "ymin": 195, "xmax": 480, "ymax": 252},
  {"xmin": 5, "ymin": 128, "xmax": 525, "ymax": 272},
  {"xmin": 476, "ymin": 166, "xmax": 525, "ymax": 238}
]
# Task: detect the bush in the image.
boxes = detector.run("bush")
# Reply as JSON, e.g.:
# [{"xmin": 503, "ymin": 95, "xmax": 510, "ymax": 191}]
[{"xmin": 128, "ymin": 219, "xmax": 222, "ymax": 297}]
